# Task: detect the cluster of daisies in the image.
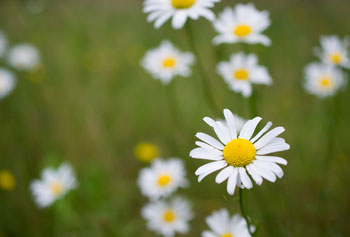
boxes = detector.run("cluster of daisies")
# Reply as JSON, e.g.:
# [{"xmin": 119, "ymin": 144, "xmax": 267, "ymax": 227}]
[
  {"xmin": 303, "ymin": 35, "xmax": 349, "ymax": 98},
  {"xmin": 0, "ymin": 30, "xmax": 40, "ymax": 100}
]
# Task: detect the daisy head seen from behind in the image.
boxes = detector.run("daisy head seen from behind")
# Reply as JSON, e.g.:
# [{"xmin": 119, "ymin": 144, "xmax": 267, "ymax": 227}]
[
  {"xmin": 202, "ymin": 209, "xmax": 253, "ymax": 237},
  {"xmin": 0, "ymin": 68, "xmax": 16, "ymax": 100},
  {"xmin": 138, "ymin": 158, "xmax": 188, "ymax": 200},
  {"xmin": 213, "ymin": 4, "xmax": 271, "ymax": 46},
  {"xmin": 30, "ymin": 162, "xmax": 77, "ymax": 208},
  {"xmin": 190, "ymin": 109, "xmax": 290, "ymax": 195},
  {"xmin": 7, "ymin": 44, "xmax": 40, "ymax": 71},
  {"xmin": 142, "ymin": 196, "xmax": 193, "ymax": 237},
  {"xmin": 143, "ymin": 0, "xmax": 220, "ymax": 29},
  {"xmin": 304, "ymin": 62, "xmax": 346, "ymax": 98},
  {"xmin": 217, "ymin": 52, "xmax": 272, "ymax": 98},
  {"xmin": 142, "ymin": 40, "xmax": 194, "ymax": 84}
]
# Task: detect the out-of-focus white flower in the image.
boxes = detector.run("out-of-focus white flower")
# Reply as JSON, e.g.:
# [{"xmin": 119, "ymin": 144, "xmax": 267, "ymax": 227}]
[
  {"xmin": 138, "ymin": 158, "xmax": 188, "ymax": 200},
  {"xmin": 142, "ymin": 196, "xmax": 193, "ymax": 237},
  {"xmin": 143, "ymin": 0, "xmax": 220, "ymax": 29},
  {"xmin": 30, "ymin": 162, "xmax": 77, "ymax": 208},
  {"xmin": 142, "ymin": 40, "xmax": 194, "ymax": 84},
  {"xmin": 7, "ymin": 44, "xmax": 40, "ymax": 71},
  {"xmin": 217, "ymin": 52, "xmax": 272, "ymax": 98},
  {"xmin": 213, "ymin": 4, "xmax": 271, "ymax": 46},
  {"xmin": 0, "ymin": 68, "xmax": 16, "ymax": 99},
  {"xmin": 304, "ymin": 62, "xmax": 346, "ymax": 98},
  {"xmin": 0, "ymin": 31, "xmax": 8, "ymax": 58}
]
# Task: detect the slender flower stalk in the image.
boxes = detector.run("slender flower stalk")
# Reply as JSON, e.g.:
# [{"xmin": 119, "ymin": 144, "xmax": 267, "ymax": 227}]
[{"xmin": 239, "ymin": 188, "xmax": 256, "ymax": 236}]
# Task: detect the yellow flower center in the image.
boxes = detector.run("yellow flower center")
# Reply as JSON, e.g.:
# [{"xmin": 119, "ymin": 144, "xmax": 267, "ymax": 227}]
[
  {"xmin": 135, "ymin": 142, "xmax": 159, "ymax": 163},
  {"xmin": 319, "ymin": 77, "xmax": 333, "ymax": 89},
  {"xmin": 234, "ymin": 69, "xmax": 249, "ymax": 80},
  {"xmin": 163, "ymin": 210, "xmax": 176, "ymax": 223},
  {"xmin": 221, "ymin": 234, "xmax": 234, "ymax": 237},
  {"xmin": 51, "ymin": 181, "xmax": 64, "ymax": 196},
  {"xmin": 0, "ymin": 171, "xmax": 15, "ymax": 191},
  {"xmin": 171, "ymin": 0, "xmax": 196, "ymax": 9},
  {"xmin": 223, "ymin": 138, "xmax": 256, "ymax": 167},
  {"xmin": 158, "ymin": 174, "xmax": 171, "ymax": 187},
  {"xmin": 162, "ymin": 57, "xmax": 176, "ymax": 68},
  {"xmin": 233, "ymin": 25, "xmax": 252, "ymax": 37},
  {"xmin": 329, "ymin": 53, "xmax": 342, "ymax": 64}
]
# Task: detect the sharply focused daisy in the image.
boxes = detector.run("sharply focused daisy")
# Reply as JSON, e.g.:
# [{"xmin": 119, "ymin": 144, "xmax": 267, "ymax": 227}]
[
  {"xmin": 212, "ymin": 4, "xmax": 271, "ymax": 46},
  {"xmin": 304, "ymin": 63, "xmax": 346, "ymax": 98},
  {"xmin": 0, "ymin": 31, "xmax": 7, "ymax": 58},
  {"xmin": 135, "ymin": 142, "xmax": 160, "ymax": 163},
  {"xmin": 138, "ymin": 158, "xmax": 188, "ymax": 200},
  {"xmin": 314, "ymin": 35, "xmax": 350, "ymax": 69},
  {"xmin": 142, "ymin": 40, "xmax": 195, "ymax": 84},
  {"xmin": 202, "ymin": 209, "xmax": 254, "ymax": 237},
  {"xmin": 143, "ymin": 0, "xmax": 220, "ymax": 29},
  {"xmin": 0, "ymin": 170, "xmax": 16, "ymax": 191},
  {"xmin": 7, "ymin": 44, "xmax": 40, "ymax": 71},
  {"xmin": 142, "ymin": 196, "xmax": 193, "ymax": 237},
  {"xmin": 30, "ymin": 162, "xmax": 77, "ymax": 208},
  {"xmin": 190, "ymin": 109, "xmax": 290, "ymax": 195},
  {"xmin": 0, "ymin": 68, "xmax": 16, "ymax": 99},
  {"xmin": 217, "ymin": 52, "xmax": 272, "ymax": 97}
]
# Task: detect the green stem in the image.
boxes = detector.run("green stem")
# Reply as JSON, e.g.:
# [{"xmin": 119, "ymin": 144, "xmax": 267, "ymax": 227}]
[
  {"xmin": 239, "ymin": 188, "xmax": 256, "ymax": 236},
  {"xmin": 248, "ymin": 88, "xmax": 258, "ymax": 117},
  {"xmin": 164, "ymin": 84, "xmax": 181, "ymax": 128}
]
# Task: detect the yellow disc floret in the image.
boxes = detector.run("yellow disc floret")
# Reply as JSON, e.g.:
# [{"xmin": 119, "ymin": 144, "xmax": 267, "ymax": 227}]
[
  {"xmin": 234, "ymin": 69, "xmax": 249, "ymax": 80},
  {"xmin": 171, "ymin": 0, "xmax": 196, "ymax": 9},
  {"xmin": 221, "ymin": 233, "xmax": 234, "ymax": 237},
  {"xmin": 135, "ymin": 142, "xmax": 159, "ymax": 163},
  {"xmin": 158, "ymin": 174, "xmax": 171, "ymax": 187},
  {"xmin": 51, "ymin": 181, "xmax": 64, "ymax": 196},
  {"xmin": 163, "ymin": 210, "xmax": 176, "ymax": 222},
  {"xmin": 234, "ymin": 25, "xmax": 252, "ymax": 37},
  {"xmin": 0, "ymin": 170, "xmax": 16, "ymax": 191},
  {"xmin": 329, "ymin": 53, "xmax": 342, "ymax": 64},
  {"xmin": 319, "ymin": 77, "xmax": 333, "ymax": 89},
  {"xmin": 223, "ymin": 138, "xmax": 256, "ymax": 167},
  {"xmin": 162, "ymin": 57, "xmax": 176, "ymax": 68}
]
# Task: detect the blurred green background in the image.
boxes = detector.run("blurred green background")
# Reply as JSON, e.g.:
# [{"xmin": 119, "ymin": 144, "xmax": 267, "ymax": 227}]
[{"xmin": 0, "ymin": 0, "xmax": 350, "ymax": 236}]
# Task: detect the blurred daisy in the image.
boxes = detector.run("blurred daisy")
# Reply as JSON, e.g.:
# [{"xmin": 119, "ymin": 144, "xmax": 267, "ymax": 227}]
[
  {"xmin": 217, "ymin": 52, "xmax": 272, "ymax": 98},
  {"xmin": 202, "ymin": 209, "xmax": 253, "ymax": 237},
  {"xmin": 304, "ymin": 63, "xmax": 346, "ymax": 98},
  {"xmin": 0, "ymin": 170, "xmax": 16, "ymax": 191},
  {"xmin": 190, "ymin": 109, "xmax": 290, "ymax": 195},
  {"xmin": 138, "ymin": 158, "xmax": 188, "ymax": 200},
  {"xmin": 7, "ymin": 44, "xmax": 40, "ymax": 71},
  {"xmin": 314, "ymin": 35, "xmax": 350, "ymax": 69},
  {"xmin": 30, "ymin": 162, "xmax": 77, "ymax": 208},
  {"xmin": 0, "ymin": 31, "xmax": 7, "ymax": 58},
  {"xmin": 135, "ymin": 142, "xmax": 160, "ymax": 163},
  {"xmin": 143, "ymin": 0, "xmax": 220, "ymax": 29},
  {"xmin": 142, "ymin": 196, "xmax": 193, "ymax": 237},
  {"xmin": 213, "ymin": 4, "xmax": 271, "ymax": 46},
  {"xmin": 142, "ymin": 40, "xmax": 195, "ymax": 84},
  {"xmin": 0, "ymin": 68, "xmax": 16, "ymax": 99}
]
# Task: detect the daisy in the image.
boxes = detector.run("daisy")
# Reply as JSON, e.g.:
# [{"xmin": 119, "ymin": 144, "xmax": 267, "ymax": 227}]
[
  {"xmin": 143, "ymin": 0, "xmax": 220, "ymax": 29},
  {"xmin": 7, "ymin": 44, "xmax": 40, "ymax": 71},
  {"xmin": 142, "ymin": 40, "xmax": 195, "ymax": 84},
  {"xmin": 314, "ymin": 35, "xmax": 350, "ymax": 69},
  {"xmin": 304, "ymin": 62, "xmax": 346, "ymax": 98},
  {"xmin": 217, "ymin": 52, "xmax": 272, "ymax": 98},
  {"xmin": 30, "ymin": 162, "xmax": 77, "ymax": 208},
  {"xmin": 0, "ymin": 170, "xmax": 16, "ymax": 191},
  {"xmin": 138, "ymin": 158, "xmax": 188, "ymax": 200},
  {"xmin": 142, "ymin": 196, "xmax": 193, "ymax": 237},
  {"xmin": 0, "ymin": 31, "xmax": 7, "ymax": 58},
  {"xmin": 189, "ymin": 109, "xmax": 290, "ymax": 195},
  {"xmin": 202, "ymin": 209, "xmax": 253, "ymax": 237},
  {"xmin": 0, "ymin": 68, "xmax": 16, "ymax": 99},
  {"xmin": 135, "ymin": 142, "xmax": 160, "ymax": 163},
  {"xmin": 212, "ymin": 4, "xmax": 271, "ymax": 46}
]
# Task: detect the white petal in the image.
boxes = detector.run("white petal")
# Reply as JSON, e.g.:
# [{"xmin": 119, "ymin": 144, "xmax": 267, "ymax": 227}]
[
  {"xmin": 250, "ymin": 122, "xmax": 272, "ymax": 143},
  {"xmin": 256, "ymin": 143, "xmax": 290, "ymax": 155},
  {"xmin": 195, "ymin": 160, "xmax": 227, "ymax": 175},
  {"xmin": 254, "ymin": 160, "xmax": 284, "ymax": 178},
  {"xmin": 246, "ymin": 165, "xmax": 263, "ymax": 185},
  {"xmin": 255, "ymin": 155, "xmax": 287, "ymax": 165},
  {"xmin": 215, "ymin": 166, "xmax": 234, "ymax": 184},
  {"xmin": 254, "ymin": 127, "xmax": 285, "ymax": 150},
  {"xmin": 238, "ymin": 167, "xmax": 253, "ymax": 189},
  {"xmin": 239, "ymin": 117, "xmax": 262, "ymax": 140},
  {"xmin": 223, "ymin": 109, "xmax": 238, "ymax": 139},
  {"xmin": 195, "ymin": 141, "xmax": 223, "ymax": 156},
  {"xmin": 249, "ymin": 163, "xmax": 276, "ymax": 182},
  {"xmin": 227, "ymin": 168, "xmax": 238, "ymax": 195},
  {"xmin": 196, "ymin": 132, "xmax": 225, "ymax": 150},
  {"xmin": 190, "ymin": 148, "xmax": 223, "ymax": 160}
]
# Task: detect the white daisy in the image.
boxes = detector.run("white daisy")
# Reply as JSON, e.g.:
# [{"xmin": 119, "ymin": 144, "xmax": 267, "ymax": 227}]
[
  {"xmin": 0, "ymin": 31, "xmax": 7, "ymax": 58},
  {"xmin": 7, "ymin": 44, "xmax": 40, "ymax": 71},
  {"xmin": 202, "ymin": 209, "xmax": 253, "ymax": 237},
  {"xmin": 138, "ymin": 158, "xmax": 188, "ymax": 200},
  {"xmin": 213, "ymin": 4, "xmax": 271, "ymax": 46},
  {"xmin": 304, "ymin": 62, "xmax": 346, "ymax": 98},
  {"xmin": 314, "ymin": 35, "xmax": 350, "ymax": 69},
  {"xmin": 0, "ymin": 68, "xmax": 16, "ymax": 99},
  {"xmin": 142, "ymin": 196, "xmax": 193, "ymax": 237},
  {"xmin": 142, "ymin": 40, "xmax": 195, "ymax": 84},
  {"xmin": 189, "ymin": 109, "xmax": 290, "ymax": 195},
  {"xmin": 30, "ymin": 162, "xmax": 77, "ymax": 208},
  {"xmin": 217, "ymin": 52, "xmax": 272, "ymax": 98},
  {"xmin": 143, "ymin": 0, "xmax": 220, "ymax": 29}
]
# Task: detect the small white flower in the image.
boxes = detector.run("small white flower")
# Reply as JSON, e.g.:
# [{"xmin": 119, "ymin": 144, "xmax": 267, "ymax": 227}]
[
  {"xmin": 213, "ymin": 4, "xmax": 271, "ymax": 46},
  {"xmin": 304, "ymin": 62, "xmax": 346, "ymax": 98},
  {"xmin": 138, "ymin": 158, "xmax": 188, "ymax": 200},
  {"xmin": 143, "ymin": 0, "xmax": 220, "ymax": 29},
  {"xmin": 142, "ymin": 196, "xmax": 193, "ymax": 237},
  {"xmin": 202, "ymin": 209, "xmax": 253, "ymax": 237},
  {"xmin": 314, "ymin": 35, "xmax": 350, "ymax": 69},
  {"xmin": 190, "ymin": 109, "xmax": 290, "ymax": 195},
  {"xmin": 0, "ymin": 68, "xmax": 16, "ymax": 99},
  {"xmin": 142, "ymin": 40, "xmax": 195, "ymax": 84},
  {"xmin": 7, "ymin": 44, "xmax": 40, "ymax": 71},
  {"xmin": 217, "ymin": 52, "xmax": 272, "ymax": 98},
  {"xmin": 0, "ymin": 31, "xmax": 8, "ymax": 58},
  {"xmin": 30, "ymin": 162, "xmax": 77, "ymax": 208}
]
